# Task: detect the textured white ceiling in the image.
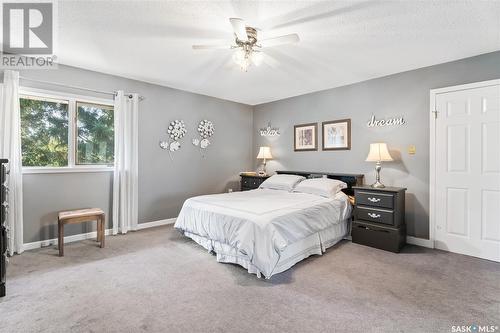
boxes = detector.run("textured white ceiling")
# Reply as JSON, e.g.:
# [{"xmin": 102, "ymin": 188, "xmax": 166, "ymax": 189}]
[{"xmin": 57, "ymin": 0, "xmax": 500, "ymax": 105}]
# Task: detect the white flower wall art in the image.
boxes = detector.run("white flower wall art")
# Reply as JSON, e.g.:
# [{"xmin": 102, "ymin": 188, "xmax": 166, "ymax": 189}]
[
  {"xmin": 192, "ymin": 119, "xmax": 215, "ymax": 157},
  {"xmin": 159, "ymin": 120, "xmax": 187, "ymax": 159}
]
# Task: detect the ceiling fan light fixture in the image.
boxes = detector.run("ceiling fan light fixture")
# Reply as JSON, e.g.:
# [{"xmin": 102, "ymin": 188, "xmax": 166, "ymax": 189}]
[
  {"xmin": 233, "ymin": 47, "xmax": 258, "ymax": 72},
  {"xmin": 233, "ymin": 49, "xmax": 251, "ymax": 71},
  {"xmin": 240, "ymin": 58, "xmax": 251, "ymax": 72},
  {"xmin": 193, "ymin": 18, "xmax": 299, "ymax": 72},
  {"xmin": 232, "ymin": 45, "xmax": 263, "ymax": 71}
]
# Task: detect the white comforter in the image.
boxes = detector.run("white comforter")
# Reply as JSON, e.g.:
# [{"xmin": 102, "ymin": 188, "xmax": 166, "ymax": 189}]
[{"xmin": 174, "ymin": 189, "xmax": 352, "ymax": 278}]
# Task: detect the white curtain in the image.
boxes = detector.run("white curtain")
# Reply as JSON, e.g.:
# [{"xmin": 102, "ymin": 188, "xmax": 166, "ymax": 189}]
[
  {"xmin": 0, "ymin": 70, "xmax": 23, "ymax": 255},
  {"xmin": 112, "ymin": 91, "xmax": 139, "ymax": 234}
]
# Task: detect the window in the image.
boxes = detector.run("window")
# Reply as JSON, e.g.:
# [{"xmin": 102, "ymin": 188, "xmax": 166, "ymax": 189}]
[
  {"xmin": 20, "ymin": 90, "xmax": 114, "ymax": 171},
  {"xmin": 20, "ymin": 96, "xmax": 69, "ymax": 167},
  {"xmin": 76, "ymin": 102, "xmax": 114, "ymax": 165}
]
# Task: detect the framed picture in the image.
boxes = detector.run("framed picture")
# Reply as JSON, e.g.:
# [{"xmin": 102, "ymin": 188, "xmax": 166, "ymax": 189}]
[
  {"xmin": 322, "ymin": 119, "xmax": 351, "ymax": 150},
  {"xmin": 294, "ymin": 123, "xmax": 318, "ymax": 151}
]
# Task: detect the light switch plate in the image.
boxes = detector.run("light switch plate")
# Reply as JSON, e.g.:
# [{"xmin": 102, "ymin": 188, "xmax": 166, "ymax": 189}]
[{"xmin": 408, "ymin": 145, "xmax": 416, "ymax": 155}]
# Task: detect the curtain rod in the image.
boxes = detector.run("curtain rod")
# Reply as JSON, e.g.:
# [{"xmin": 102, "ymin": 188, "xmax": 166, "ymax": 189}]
[{"xmin": 18, "ymin": 76, "xmax": 145, "ymax": 100}]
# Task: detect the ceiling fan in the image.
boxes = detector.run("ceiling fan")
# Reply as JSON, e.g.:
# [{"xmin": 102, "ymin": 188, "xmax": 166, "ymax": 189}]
[{"xmin": 192, "ymin": 18, "xmax": 300, "ymax": 72}]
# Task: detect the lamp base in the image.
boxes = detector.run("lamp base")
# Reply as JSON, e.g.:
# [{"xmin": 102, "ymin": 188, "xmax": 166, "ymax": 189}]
[
  {"xmin": 370, "ymin": 180, "xmax": 386, "ymax": 188},
  {"xmin": 258, "ymin": 160, "xmax": 267, "ymax": 176},
  {"xmin": 371, "ymin": 162, "xmax": 385, "ymax": 188}
]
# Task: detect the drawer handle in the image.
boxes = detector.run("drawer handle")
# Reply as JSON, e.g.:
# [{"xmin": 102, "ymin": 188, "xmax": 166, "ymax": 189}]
[
  {"xmin": 368, "ymin": 197, "xmax": 381, "ymax": 203},
  {"xmin": 367, "ymin": 213, "xmax": 381, "ymax": 218},
  {"xmin": 356, "ymin": 225, "xmax": 389, "ymax": 233}
]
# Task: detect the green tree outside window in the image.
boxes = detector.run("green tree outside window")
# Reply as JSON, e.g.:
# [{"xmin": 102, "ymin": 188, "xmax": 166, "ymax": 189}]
[
  {"xmin": 20, "ymin": 97, "xmax": 69, "ymax": 167},
  {"xmin": 20, "ymin": 96, "xmax": 114, "ymax": 167},
  {"xmin": 76, "ymin": 102, "xmax": 114, "ymax": 165}
]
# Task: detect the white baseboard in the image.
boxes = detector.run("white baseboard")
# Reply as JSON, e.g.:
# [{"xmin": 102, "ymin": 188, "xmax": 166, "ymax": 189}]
[
  {"xmin": 23, "ymin": 217, "xmax": 431, "ymax": 252},
  {"xmin": 23, "ymin": 229, "xmax": 113, "ymax": 251},
  {"xmin": 23, "ymin": 218, "xmax": 176, "ymax": 251},
  {"xmin": 406, "ymin": 236, "xmax": 434, "ymax": 248},
  {"xmin": 136, "ymin": 218, "xmax": 176, "ymax": 230}
]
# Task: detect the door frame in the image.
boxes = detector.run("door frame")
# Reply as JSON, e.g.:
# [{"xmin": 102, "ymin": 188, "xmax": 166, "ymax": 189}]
[{"xmin": 429, "ymin": 79, "xmax": 500, "ymax": 249}]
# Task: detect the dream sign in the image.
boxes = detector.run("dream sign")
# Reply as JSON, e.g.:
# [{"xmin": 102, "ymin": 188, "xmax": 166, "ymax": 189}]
[{"xmin": 367, "ymin": 115, "xmax": 406, "ymax": 128}]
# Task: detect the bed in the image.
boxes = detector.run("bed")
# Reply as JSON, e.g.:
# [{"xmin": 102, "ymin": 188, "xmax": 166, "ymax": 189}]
[{"xmin": 174, "ymin": 171, "xmax": 364, "ymax": 278}]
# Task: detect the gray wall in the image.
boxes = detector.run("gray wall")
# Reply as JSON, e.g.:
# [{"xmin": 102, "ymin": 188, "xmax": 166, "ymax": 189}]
[
  {"xmin": 12, "ymin": 51, "xmax": 500, "ymax": 243},
  {"xmin": 23, "ymin": 173, "xmax": 113, "ymax": 243},
  {"xmin": 16, "ymin": 65, "xmax": 253, "ymax": 243},
  {"xmin": 253, "ymin": 51, "xmax": 500, "ymax": 239}
]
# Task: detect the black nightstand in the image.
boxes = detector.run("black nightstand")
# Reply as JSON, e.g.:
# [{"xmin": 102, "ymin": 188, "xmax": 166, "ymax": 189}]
[
  {"xmin": 351, "ymin": 185, "xmax": 406, "ymax": 253},
  {"xmin": 240, "ymin": 174, "xmax": 270, "ymax": 191}
]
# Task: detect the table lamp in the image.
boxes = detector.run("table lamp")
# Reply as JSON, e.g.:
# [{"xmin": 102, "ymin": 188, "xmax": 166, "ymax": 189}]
[
  {"xmin": 257, "ymin": 146, "xmax": 273, "ymax": 176},
  {"xmin": 366, "ymin": 143, "xmax": 393, "ymax": 188}
]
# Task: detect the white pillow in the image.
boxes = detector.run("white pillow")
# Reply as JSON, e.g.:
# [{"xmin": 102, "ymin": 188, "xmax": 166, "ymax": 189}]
[
  {"xmin": 293, "ymin": 178, "xmax": 347, "ymax": 198},
  {"xmin": 259, "ymin": 174, "xmax": 306, "ymax": 192}
]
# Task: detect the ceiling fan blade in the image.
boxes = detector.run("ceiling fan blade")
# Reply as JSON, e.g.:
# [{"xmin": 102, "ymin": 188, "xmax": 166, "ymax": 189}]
[
  {"xmin": 192, "ymin": 44, "xmax": 231, "ymax": 50},
  {"xmin": 229, "ymin": 18, "xmax": 248, "ymax": 42},
  {"xmin": 260, "ymin": 34, "xmax": 300, "ymax": 48}
]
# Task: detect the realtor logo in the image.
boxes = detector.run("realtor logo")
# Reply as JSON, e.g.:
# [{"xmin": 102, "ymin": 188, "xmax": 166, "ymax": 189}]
[
  {"xmin": 2, "ymin": 2, "xmax": 53, "ymax": 54},
  {"xmin": 1, "ymin": 1, "xmax": 56, "ymax": 69}
]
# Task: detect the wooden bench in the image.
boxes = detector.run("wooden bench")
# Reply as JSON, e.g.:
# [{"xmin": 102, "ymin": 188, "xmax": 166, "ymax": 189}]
[{"xmin": 58, "ymin": 208, "xmax": 105, "ymax": 257}]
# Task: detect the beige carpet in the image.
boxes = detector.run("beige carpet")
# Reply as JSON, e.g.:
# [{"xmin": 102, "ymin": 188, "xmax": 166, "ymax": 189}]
[{"xmin": 1, "ymin": 225, "xmax": 499, "ymax": 333}]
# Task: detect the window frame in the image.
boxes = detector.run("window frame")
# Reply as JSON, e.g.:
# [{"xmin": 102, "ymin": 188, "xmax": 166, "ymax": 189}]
[{"xmin": 20, "ymin": 87, "xmax": 115, "ymax": 174}]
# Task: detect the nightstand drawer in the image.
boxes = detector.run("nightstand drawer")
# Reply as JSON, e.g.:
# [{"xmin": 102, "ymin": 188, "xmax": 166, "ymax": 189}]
[
  {"xmin": 355, "ymin": 206, "xmax": 393, "ymax": 225},
  {"xmin": 242, "ymin": 178, "xmax": 261, "ymax": 188},
  {"xmin": 355, "ymin": 191, "xmax": 394, "ymax": 209},
  {"xmin": 352, "ymin": 221, "xmax": 405, "ymax": 253},
  {"xmin": 240, "ymin": 174, "xmax": 269, "ymax": 191}
]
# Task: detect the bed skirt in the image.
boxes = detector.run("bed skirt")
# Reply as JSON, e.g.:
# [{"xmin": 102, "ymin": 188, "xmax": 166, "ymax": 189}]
[{"xmin": 182, "ymin": 220, "xmax": 349, "ymax": 279}]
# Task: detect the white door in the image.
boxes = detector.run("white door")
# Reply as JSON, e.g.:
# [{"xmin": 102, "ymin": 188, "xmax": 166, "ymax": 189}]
[{"xmin": 433, "ymin": 81, "xmax": 500, "ymax": 262}]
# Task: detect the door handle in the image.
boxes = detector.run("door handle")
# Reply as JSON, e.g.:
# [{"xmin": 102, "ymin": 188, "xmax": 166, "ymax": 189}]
[
  {"xmin": 368, "ymin": 197, "xmax": 381, "ymax": 203},
  {"xmin": 368, "ymin": 213, "xmax": 381, "ymax": 218}
]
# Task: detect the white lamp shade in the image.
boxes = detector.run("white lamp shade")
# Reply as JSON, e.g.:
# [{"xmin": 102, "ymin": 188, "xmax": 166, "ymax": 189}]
[
  {"xmin": 257, "ymin": 146, "xmax": 273, "ymax": 159},
  {"xmin": 365, "ymin": 143, "xmax": 393, "ymax": 162}
]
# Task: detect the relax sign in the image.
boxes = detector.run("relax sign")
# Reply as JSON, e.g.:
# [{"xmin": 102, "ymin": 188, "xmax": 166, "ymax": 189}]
[
  {"xmin": 367, "ymin": 115, "xmax": 406, "ymax": 128},
  {"xmin": 259, "ymin": 122, "xmax": 280, "ymax": 137}
]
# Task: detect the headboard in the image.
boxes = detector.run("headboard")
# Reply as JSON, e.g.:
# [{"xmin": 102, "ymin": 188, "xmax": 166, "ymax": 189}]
[{"xmin": 275, "ymin": 170, "xmax": 364, "ymax": 196}]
